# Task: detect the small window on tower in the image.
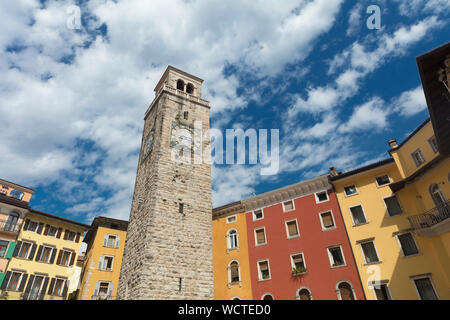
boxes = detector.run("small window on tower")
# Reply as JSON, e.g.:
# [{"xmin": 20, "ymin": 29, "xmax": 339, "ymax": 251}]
[
  {"xmin": 186, "ymin": 83, "xmax": 194, "ymax": 94},
  {"xmin": 179, "ymin": 203, "xmax": 184, "ymax": 214},
  {"xmin": 177, "ymin": 79, "xmax": 185, "ymax": 91},
  {"xmin": 184, "ymin": 111, "xmax": 189, "ymax": 120}
]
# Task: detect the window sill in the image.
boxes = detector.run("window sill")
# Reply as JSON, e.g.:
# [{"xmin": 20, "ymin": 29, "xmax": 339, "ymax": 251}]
[
  {"xmin": 287, "ymin": 235, "xmax": 300, "ymax": 239},
  {"xmin": 344, "ymin": 193, "xmax": 359, "ymax": 198},
  {"xmin": 258, "ymin": 278, "xmax": 271, "ymax": 282},
  {"xmin": 322, "ymin": 226, "xmax": 336, "ymax": 232},
  {"xmin": 364, "ymin": 261, "xmax": 382, "ymax": 266},
  {"xmin": 255, "ymin": 243, "xmax": 267, "ymax": 247},
  {"xmin": 402, "ymin": 253, "xmax": 421, "ymax": 259},
  {"xmin": 330, "ymin": 264, "xmax": 347, "ymax": 269},
  {"xmin": 352, "ymin": 221, "xmax": 369, "ymax": 227},
  {"xmin": 226, "ymin": 247, "xmax": 240, "ymax": 253},
  {"xmin": 227, "ymin": 281, "xmax": 242, "ymax": 288}
]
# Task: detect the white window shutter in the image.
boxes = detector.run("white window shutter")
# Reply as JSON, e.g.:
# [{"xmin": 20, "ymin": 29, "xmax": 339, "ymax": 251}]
[
  {"xmin": 107, "ymin": 282, "xmax": 114, "ymax": 299},
  {"xmin": 115, "ymin": 236, "xmax": 120, "ymax": 248},
  {"xmin": 103, "ymin": 235, "xmax": 108, "ymax": 246},
  {"xmin": 93, "ymin": 281, "xmax": 100, "ymax": 300},
  {"xmin": 98, "ymin": 256, "xmax": 104, "ymax": 270}
]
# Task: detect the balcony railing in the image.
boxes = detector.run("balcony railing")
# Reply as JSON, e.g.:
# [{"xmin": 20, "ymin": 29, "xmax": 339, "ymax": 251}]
[
  {"xmin": 0, "ymin": 219, "xmax": 21, "ymax": 233},
  {"xmin": 408, "ymin": 200, "xmax": 450, "ymax": 230}
]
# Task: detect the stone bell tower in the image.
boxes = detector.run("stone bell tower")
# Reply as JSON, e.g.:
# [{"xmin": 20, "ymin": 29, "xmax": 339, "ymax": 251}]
[{"xmin": 117, "ymin": 66, "xmax": 213, "ymax": 299}]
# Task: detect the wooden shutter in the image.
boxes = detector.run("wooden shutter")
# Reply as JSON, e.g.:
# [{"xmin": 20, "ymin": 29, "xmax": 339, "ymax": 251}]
[
  {"xmin": 5, "ymin": 241, "xmax": 17, "ymax": 259},
  {"xmin": 287, "ymin": 221, "xmax": 298, "ymax": 236},
  {"xmin": 69, "ymin": 252, "xmax": 76, "ymax": 266},
  {"xmin": 256, "ymin": 230, "xmax": 265, "ymax": 244},
  {"xmin": 38, "ymin": 277, "xmax": 49, "ymax": 300},
  {"xmin": 49, "ymin": 248, "xmax": 57, "ymax": 264},
  {"xmin": 322, "ymin": 212, "xmax": 334, "ymax": 227},
  {"xmin": 0, "ymin": 271, "xmax": 11, "ymax": 290},
  {"xmin": 75, "ymin": 232, "xmax": 80, "ymax": 243},
  {"xmin": 35, "ymin": 245, "xmax": 43, "ymax": 262},
  {"xmin": 37, "ymin": 222, "xmax": 44, "ymax": 234},
  {"xmin": 63, "ymin": 229, "xmax": 68, "ymax": 240},
  {"xmin": 12, "ymin": 241, "xmax": 22, "ymax": 257},
  {"xmin": 23, "ymin": 219, "xmax": 30, "ymax": 231},
  {"xmin": 23, "ymin": 275, "xmax": 34, "ymax": 300},
  {"xmin": 28, "ymin": 244, "xmax": 37, "ymax": 260},
  {"xmin": 62, "ymin": 280, "xmax": 69, "ymax": 300},
  {"xmin": 103, "ymin": 235, "xmax": 108, "ymax": 247},
  {"xmin": 47, "ymin": 278, "xmax": 56, "ymax": 295},
  {"xmin": 56, "ymin": 250, "xmax": 63, "ymax": 265},
  {"xmin": 43, "ymin": 224, "xmax": 50, "ymax": 236},
  {"xmin": 56, "ymin": 227, "xmax": 62, "ymax": 239}
]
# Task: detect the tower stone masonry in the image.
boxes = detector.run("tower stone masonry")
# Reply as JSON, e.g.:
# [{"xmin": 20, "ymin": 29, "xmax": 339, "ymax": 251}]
[{"xmin": 117, "ymin": 66, "xmax": 214, "ymax": 299}]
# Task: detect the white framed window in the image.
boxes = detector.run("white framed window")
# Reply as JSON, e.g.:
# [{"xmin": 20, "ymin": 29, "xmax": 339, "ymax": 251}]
[
  {"xmin": 253, "ymin": 209, "xmax": 264, "ymax": 221},
  {"xmin": 98, "ymin": 255, "xmax": 114, "ymax": 271},
  {"xmin": 348, "ymin": 204, "xmax": 368, "ymax": 226},
  {"xmin": 428, "ymin": 136, "xmax": 438, "ymax": 154},
  {"xmin": 65, "ymin": 230, "xmax": 77, "ymax": 242},
  {"xmin": 285, "ymin": 219, "xmax": 300, "ymax": 239},
  {"xmin": 297, "ymin": 287, "xmax": 312, "ymax": 300},
  {"xmin": 411, "ymin": 148, "xmax": 426, "ymax": 167},
  {"xmin": 228, "ymin": 260, "xmax": 241, "ymax": 286},
  {"xmin": 59, "ymin": 249, "xmax": 73, "ymax": 266},
  {"xmin": 103, "ymin": 234, "xmax": 120, "ymax": 248},
  {"xmin": 375, "ymin": 174, "xmax": 391, "ymax": 187},
  {"xmin": 6, "ymin": 271, "xmax": 25, "ymax": 291},
  {"xmin": 315, "ymin": 191, "xmax": 329, "ymax": 203},
  {"xmin": 47, "ymin": 225, "xmax": 58, "ymax": 237},
  {"xmin": 344, "ymin": 185, "xmax": 358, "ymax": 197},
  {"xmin": 359, "ymin": 240, "xmax": 380, "ymax": 264},
  {"xmin": 27, "ymin": 221, "xmax": 39, "ymax": 233},
  {"xmin": 383, "ymin": 195, "xmax": 403, "ymax": 217},
  {"xmin": 51, "ymin": 278, "xmax": 67, "ymax": 297},
  {"xmin": 282, "ymin": 200, "xmax": 295, "ymax": 212},
  {"xmin": 0, "ymin": 240, "xmax": 9, "ymax": 258},
  {"xmin": 290, "ymin": 253, "xmax": 306, "ymax": 274},
  {"xmin": 319, "ymin": 210, "xmax": 336, "ymax": 230},
  {"xmin": 39, "ymin": 245, "xmax": 55, "ymax": 263},
  {"xmin": 368, "ymin": 281, "xmax": 392, "ymax": 300},
  {"xmin": 17, "ymin": 241, "xmax": 33, "ymax": 259},
  {"xmin": 254, "ymin": 227, "xmax": 267, "ymax": 246},
  {"xmin": 227, "ymin": 229, "xmax": 239, "ymax": 250},
  {"xmin": 261, "ymin": 293, "xmax": 274, "ymax": 300},
  {"xmin": 327, "ymin": 245, "xmax": 346, "ymax": 267},
  {"xmin": 257, "ymin": 260, "xmax": 271, "ymax": 281},
  {"xmin": 396, "ymin": 232, "xmax": 419, "ymax": 257},
  {"xmin": 226, "ymin": 215, "xmax": 237, "ymax": 224},
  {"xmin": 411, "ymin": 275, "xmax": 439, "ymax": 300},
  {"xmin": 93, "ymin": 281, "xmax": 114, "ymax": 300}
]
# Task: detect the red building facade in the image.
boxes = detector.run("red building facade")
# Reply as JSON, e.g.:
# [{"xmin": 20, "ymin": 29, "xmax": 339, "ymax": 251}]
[{"xmin": 243, "ymin": 175, "xmax": 365, "ymax": 300}]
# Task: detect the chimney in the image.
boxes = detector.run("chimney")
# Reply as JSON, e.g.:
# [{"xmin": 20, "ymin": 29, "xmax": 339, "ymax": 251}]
[
  {"xmin": 329, "ymin": 167, "xmax": 338, "ymax": 177},
  {"xmin": 388, "ymin": 139, "xmax": 398, "ymax": 149}
]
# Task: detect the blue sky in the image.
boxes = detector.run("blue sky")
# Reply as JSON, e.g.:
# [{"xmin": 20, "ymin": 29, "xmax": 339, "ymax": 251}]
[{"xmin": 0, "ymin": 0, "xmax": 449, "ymax": 224}]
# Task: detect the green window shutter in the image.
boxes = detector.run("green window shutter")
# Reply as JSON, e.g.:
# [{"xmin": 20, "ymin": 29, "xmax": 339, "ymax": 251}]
[
  {"xmin": 0, "ymin": 273, "xmax": 5, "ymax": 288},
  {"xmin": 5, "ymin": 241, "xmax": 17, "ymax": 259}
]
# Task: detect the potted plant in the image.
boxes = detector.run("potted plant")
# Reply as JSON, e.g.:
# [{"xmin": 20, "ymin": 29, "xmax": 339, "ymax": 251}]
[{"xmin": 292, "ymin": 266, "xmax": 307, "ymax": 276}]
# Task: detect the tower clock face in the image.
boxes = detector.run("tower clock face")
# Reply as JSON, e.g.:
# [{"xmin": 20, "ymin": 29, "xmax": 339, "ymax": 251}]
[{"xmin": 141, "ymin": 128, "xmax": 155, "ymax": 162}]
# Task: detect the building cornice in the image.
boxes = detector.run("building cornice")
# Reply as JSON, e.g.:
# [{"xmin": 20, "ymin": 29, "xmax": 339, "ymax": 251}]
[{"xmin": 212, "ymin": 201, "xmax": 245, "ymax": 220}]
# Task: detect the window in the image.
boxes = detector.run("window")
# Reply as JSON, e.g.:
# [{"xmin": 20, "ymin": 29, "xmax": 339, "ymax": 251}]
[
  {"xmin": 186, "ymin": 83, "xmax": 194, "ymax": 94},
  {"xmin": 360, "ymin": 241, "xmax": 380, "ymax": 263},
  {"xmin": 373, "ymin": 284, "xmax": 392, "ymax": 300},
  {"xmin": 6, "ymin": 271, "xmax": 23, "ymax": 291},
  {"xmin": 413, "ymin": 276, "xmax": 438, "ymax": 300},
  {"xmin": 229, "ymin": 261, "xmax": 240, "ymax": 284},
  {"xmin": 253, "ymin": 209, "xmax": 263, "ymax": 220},
  {"xmin": 298, "ymin": 288, "xmax": 312, "ymax": 300},
  {"xmin": 262, "ymin": 293, "xmax": 274, "ymax": 300},
  {"xmin": 97, "ymin": 282, "xmax": 111, "ymax": 300},
  {"xmin": 344, "ymin": 185, "xmax": 358, "ymax": 196},
  {"xmin": 4, "ymin": 212, "xmax": 19, "ymax": 232},
  {"xmin": 0, "ymin": 240, "xmax": 8, "ymax": 257},
  {"xmin": 176, "ymin": 79, "xmax": 184, "ymax": 91},
  {"xmin": 40, "ymin": 246, "xmax": 53, "ymax": 263},
  {"xmin": 106, "ymin": 235, "xmax": 117, "ymax": 248},
  {"xmin": 428, "ymin": 136, "xmax": 438, "ymax": 153},
  {"xmin": 18, "ymin": 241, "xmax": 32, "ymax": 259},
  {"xmin": 47, "ymin": 226, "xmax": 58, "ymax": 237},
  {"xmin": 226, "ymin": 215, "xmax": 236, "ymax": 224},
  {"xmin": 227, "ymin": 230, "xmax": 238, "ymax": 249},
  {"xmin": 397, "ymin": 233, "xmax": 419, "ymax": 256},
  {"xmin": 257, "ymin": 260, "xmax": 271, "ymax": 280},
  {"xmin": 183, "ymin": 111, "xmax": 189, "ymax": 120},
  {"xmin": 375, "ymin": 175, "xmax": 390, "ymax": 187},
  {"xmin": 60, "ymin": 250, "xmax": 72, "ymax": 266},
  {"xmin": 384, "ymin": 195, "xmax": 403, "ymax": 216},
  {"xmin": 179, "ymin": 203, "xmax": 184, "ymax": 214},
  {"xmin": 285, "ymin": 220, "xmax": 299, "ymax": 238},
  {"xmin": 319, "ymin": 211, "xmax": 335, "ymax": 230},
  {"xmin": 65, "ymin": 230, "xmax": 76, "ymax": 242},
  {"xmin": 255, "ymin": 228, "xmax": 266, "ymax": 246},
  {"xmin": 337, "ymin": 281, "xmax": 355, "ymax": 300},
  {"xmin": 27, "ymin": 221, "xmax": 39, "ymax": 232},
  {"xmin": 349, "ymin": 205, "xmax": 367, "ymax": 225},
  {"xmin": 328, "ymin": 246, "xmax": 345, "ymax": 267},
  {"xmin": 282, "ymin": 200, "xmax": 294, "ymax": 212},
  {"xmin": 52, "ymin": 278, "xmax": 66, "ymax": 296},
  {"xmin": 315, "ymin": 191, "xmax": 329, "ymax": 203},
  {"xmin": 99, "ymin": 255, "xmax": 114, "ymax": 271},
  {"xmin": 291, "ymin": 253, "xmax": 306, "ymax": 273},
  {"xmin": 411, "ymin": 148, "xmax": 426, "ymax": 167}
]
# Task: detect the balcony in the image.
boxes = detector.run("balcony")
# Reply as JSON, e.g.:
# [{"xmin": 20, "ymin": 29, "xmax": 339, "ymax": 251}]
[
  {"xmin": 408, "ymin": 200, "xmax": 450, "ymax": 237},
  {"xmin": 0, "ymin": 219, "xmax": 21, "ymax": 234}
]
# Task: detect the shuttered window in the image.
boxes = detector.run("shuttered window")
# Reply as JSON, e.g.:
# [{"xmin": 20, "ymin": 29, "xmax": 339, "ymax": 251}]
[
  {"xmin": 350, "ymin": 205, "xmax": 367, "ymax": 225},
  {"xmin": 0, "ymin": 240, "xmax": 8, "ymax": 257},
  {"xmin": 255, "ymin": 229, "xmax": 266, "ymax": 245},
  {"xmin": 18, "ymin": 241, "xmax": 32, "ymax": 259},
  {"xmin": 286, "ymin": 221, "xmax": 299, "ymax": 237},
  {"xmin": 7, "ymin": 272, "xmax": 23, "ymax": 290},
  {"xmin": 320, "ymin": 212, "xmax": 335, "ymax": 229},
  {"xmin": 398, "ymin": 233, "xmax": 419, "ymax": 256}
]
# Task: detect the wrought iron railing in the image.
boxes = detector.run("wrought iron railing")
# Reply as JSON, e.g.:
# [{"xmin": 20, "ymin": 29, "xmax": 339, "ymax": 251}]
[
  {"xmin": 0, "ymin": 219, "xmax": 21, "ymax": 233},
  {"xmin": 408, "ymin": 200, "xmax": 450, "ymax": 230}
]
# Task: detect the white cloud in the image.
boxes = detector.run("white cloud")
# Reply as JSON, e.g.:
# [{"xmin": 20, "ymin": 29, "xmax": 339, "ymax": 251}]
[
  {"xmin": 339, "ymin": 97, "xmax": 389, "ymax": 133},
  {"xmin": 393, "ymin": 86, "xmax": 427, "ymax": 116},
  {"xmin": 393, "ymin": 0, "xmax": 450, "ymax": 16},
  {"xmin": 346, "ymin": 3, "xmax": 362, "ymax": 37}
]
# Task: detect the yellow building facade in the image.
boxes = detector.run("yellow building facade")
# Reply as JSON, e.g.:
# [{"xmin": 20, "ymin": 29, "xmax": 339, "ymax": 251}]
[
  {"xmin": 213, "ymin": 202, "xmax": 253, "ymax": 300},
  {"xmin": 1, "ymin": 209, "xmax": 89, "ymax": 300},
  {"xmin": 331, "ymin": 119, "xmax": 449, "ymax": 300},
  {"xmin": 77, "ymin": 216, "xmax": 127, "ymax": 300}
]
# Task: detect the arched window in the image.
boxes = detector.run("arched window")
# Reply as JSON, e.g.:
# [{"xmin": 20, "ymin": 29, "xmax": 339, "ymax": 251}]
[
  {"xmin": 430, "ymin": 183, "xmax": 446, "ymax": 207},
  {"xmin": 261, "ymin": 293, "xmax": 274, "ymax": 300},
  {"xmin": 231, "ymin": 296, "xmax": 241, "ymax": 300},
  {"xmin": 297, "ymin": 287, "xmax": 312, "ymax": 300},
  {"xmin": 176, "ymin": 79, "xmax": 185, "ymax": 91},
  {"xmin": 186, "ymin": 83, "xmax": 194, "ymax": 94},
  {"xmin": 4, "ymin": 212, "xmax": 19, "ymax": 232},
  {"xmin": 336, "ymin": 281, "xmax": 356, "ymax": 300},
  {"xmin": 228, "ymin": 260, "xmax": 241, "ymax": 286},
  {"xmin": 227, "ymin": 229, "xmax": 238, "ymax": 249}
]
